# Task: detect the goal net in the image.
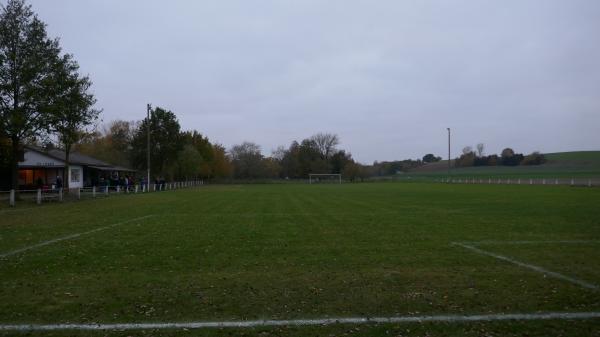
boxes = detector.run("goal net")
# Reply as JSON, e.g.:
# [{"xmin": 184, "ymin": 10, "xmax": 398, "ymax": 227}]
[{"xmin": 309, "ymin": 174, "xmax": 342, "ymax": 184}]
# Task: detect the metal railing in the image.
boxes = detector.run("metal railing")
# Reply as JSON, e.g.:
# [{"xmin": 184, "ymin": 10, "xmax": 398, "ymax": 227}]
[
  {"xmin": 1, "ymin": 180, "xmax": 205, "ymax": 207},
  {"xmin": 436, "ymin": 177, "xmax": 598, "ymax": 187}
]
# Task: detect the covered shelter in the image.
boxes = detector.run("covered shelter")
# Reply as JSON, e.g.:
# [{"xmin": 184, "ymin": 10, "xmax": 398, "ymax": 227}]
[{"xmin": 18, "ymin": 146, "xmax": 137, "ymax": 190}]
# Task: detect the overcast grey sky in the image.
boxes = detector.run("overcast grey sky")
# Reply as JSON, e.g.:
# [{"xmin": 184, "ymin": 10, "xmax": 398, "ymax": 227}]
[{"xmin": 26, "ymin": 0, "xmax": 600, "ymax": 163}]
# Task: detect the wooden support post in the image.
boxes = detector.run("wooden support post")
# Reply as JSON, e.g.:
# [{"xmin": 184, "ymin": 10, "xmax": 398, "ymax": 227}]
[
  {"xmin": 37, "ymin": 189, "xmax": 42, "ymax": 205},
  {"xmin": 9, "ymin": 189, "xmax": 15, "ymax": 207}
]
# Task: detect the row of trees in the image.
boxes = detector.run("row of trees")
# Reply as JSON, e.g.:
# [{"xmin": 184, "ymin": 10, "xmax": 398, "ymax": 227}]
[
  {"xmin": 0, "ymin": 0, "xmax": 99, "ymax": 189},
  {"xmin": 74, "ymin": 108, "xmax": 232, "ymax": 181},
  {"xmin": 219, "ymin": 133, "xmax": 356, "ymax": 180},
  {"xmin": 74, "ymin": 113, "xmax": 360, "ymax": 182},
  {"xmin": 455, "ymin": 143, "xmax": 546, "ymax": 167}
]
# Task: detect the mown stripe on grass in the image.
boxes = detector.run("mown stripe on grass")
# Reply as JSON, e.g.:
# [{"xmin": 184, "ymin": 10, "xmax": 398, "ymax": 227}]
[
  {"xmin": 0, "ymin": 215, "xmax": 155, "ymax": 259},
  {"xmin": 1, "ymin": 312, "xmax": 599, "ymax": 331},
  {"xmin": 452, "ymin": 242, "xmax": 599, "ymax": 290}
]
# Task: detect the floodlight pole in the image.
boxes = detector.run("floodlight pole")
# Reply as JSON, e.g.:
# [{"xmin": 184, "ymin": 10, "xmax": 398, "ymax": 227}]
[
  {"xmin": 447, "ymin": 128, "xmax": 451, "ymax": 177},
  {"xmin": 147, "ymin": 104, "xmax": 152, "ymax": 188}
]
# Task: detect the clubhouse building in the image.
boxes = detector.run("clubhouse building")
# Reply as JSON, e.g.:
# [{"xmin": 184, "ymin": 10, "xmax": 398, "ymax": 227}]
[{"xmin": 17, "ymin": 146, "xmax": 136, "ymax": 190}]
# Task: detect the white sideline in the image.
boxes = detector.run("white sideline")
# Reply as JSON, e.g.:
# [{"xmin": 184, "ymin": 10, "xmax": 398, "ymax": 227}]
[
  {"xmin": 0, "ymin": 215, "xmax": 155, "ymax": 259},
  {"xmin": 456, "ymin": 240, "xmax": 600, "ymax": 245},
  {"xmin": 452, "ymin": 242, "xmax": 599, "ymax": 291},
  {"xmin": 0, "ymin": 312, "xmax": 599, "ymax": 331}
]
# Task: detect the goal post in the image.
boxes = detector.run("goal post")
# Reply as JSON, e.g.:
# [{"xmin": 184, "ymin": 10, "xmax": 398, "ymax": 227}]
[{"xmin": 309, "ymin": 174, "xmax": 342, "ymax": 184}]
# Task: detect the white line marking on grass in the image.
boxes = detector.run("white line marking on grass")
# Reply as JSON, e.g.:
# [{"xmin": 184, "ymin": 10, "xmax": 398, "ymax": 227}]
[
  {"xmin": 452, "ymin": 242, "xmax": 599, "ymax": 291},
  {"xmin": 457, "ymin": 240, "xmax": 600, "ymax": 245},
  {"xmin": 0, "ymin": 312, "xmax": 599, "ymax": 331},
  {"xmin": 0, "ymin": 215, "xmax": 155, "ymax": 259}
]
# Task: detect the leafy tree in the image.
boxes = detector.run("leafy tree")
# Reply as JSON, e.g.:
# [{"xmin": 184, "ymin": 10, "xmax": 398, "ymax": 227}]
[
  {"xmin": 261, "ymin": 157, "xmax": 281, "ymax": 179},
  {"xmin": 521, "ymin": 151, "xmax": 546, "ymax": 166},
  {"xmin": 180, "ymin": 130, "xmax": 213, "ymax": 178},
  {"xmin": 131, "ymin": 107, "xmax": 181, "ymax": 179},
  {"xmin": 422, "ymin": 153, "xmax": 441, "ymax": 163},
  {"xmin": 48, "ymin": 54, "xmax": 99, "ymax": 188},
  {"xmin": 330, "ymin": 150, "xmax": 352, "ymax": 174},
  {"xmin": 501, "ymin": 148, "xmax": 523, "ymax": 166},
  {"xmin": 279, "ymin": 141, "xmax": 301, "ymax": 178},
  {"xmin": 298, "ymin": 138, "xmax": 328, "ymax": 175},
  {"xmin": 501, "ymin": 148, "xmax": 515, "ymax": 158},
  {"xmin": 0, "ymin": 0, "xmax": 62, "ymax": 189},
  {"xmin": 210, "ymin": 144, "xmax": 232, "ymax": 178},
  {"xmin": 176, "ymin": 144, "xmax": 202, "ymax": 180}
]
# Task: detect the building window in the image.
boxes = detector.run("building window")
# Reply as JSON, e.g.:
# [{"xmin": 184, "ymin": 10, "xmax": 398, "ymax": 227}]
[{"xmin": 70, "ymin": 168, "xmax": 81, "ymax": 183}]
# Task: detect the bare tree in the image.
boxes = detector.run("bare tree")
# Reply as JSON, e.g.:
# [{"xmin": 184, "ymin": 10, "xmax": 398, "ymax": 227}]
[
  {"xmin": 310, "ymin": 132, "xmax": 339, "ymax": 159},
  {"xmin": 229, "ymin": 142, "xmax": 264, "ymax": 179},
  {"xmin": 476, "ymin": 143, "xmax": 485, "ymax": 157}
]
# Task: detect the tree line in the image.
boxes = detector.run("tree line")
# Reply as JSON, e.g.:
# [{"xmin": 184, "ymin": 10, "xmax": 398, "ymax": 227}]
[{"xmin": 455, "ymin": 143, "xmax": 546, "ymax": 167}]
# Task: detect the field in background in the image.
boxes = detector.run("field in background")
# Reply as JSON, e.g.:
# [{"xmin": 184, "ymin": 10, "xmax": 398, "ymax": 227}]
[
  {"xmin": 408, "ymin": 151, "xmax": 600, "ymax": 179},
  {"xmin": 1, "ymin": 183, "xmax": 599, "ymax": 336}
]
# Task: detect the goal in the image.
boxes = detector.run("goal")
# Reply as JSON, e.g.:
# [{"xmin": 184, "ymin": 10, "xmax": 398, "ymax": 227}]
[{"xmin": 309, "ymin": 174, "xmax": 342, "ymax": 184}]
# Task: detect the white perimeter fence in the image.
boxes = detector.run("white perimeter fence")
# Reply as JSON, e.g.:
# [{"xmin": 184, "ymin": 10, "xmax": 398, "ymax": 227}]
[
  {"xmin": 436, "ymin": 177, "xmax": 598, "ymax": 187},
  {"xmin": 0, "ymin": 180, "xmax": 204, "ymax": 208}
]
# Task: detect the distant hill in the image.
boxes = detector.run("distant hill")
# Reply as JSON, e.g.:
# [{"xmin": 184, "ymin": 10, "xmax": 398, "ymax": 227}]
[{"xmin": 408, "ymin": 151, "xmax": 600, "ymax": 178}]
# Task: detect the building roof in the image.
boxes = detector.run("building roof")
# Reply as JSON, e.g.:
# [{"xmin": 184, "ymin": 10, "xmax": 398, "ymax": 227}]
[{"xmin": 24, "ymin": 146, "xmax": 136, "ymax": 172}]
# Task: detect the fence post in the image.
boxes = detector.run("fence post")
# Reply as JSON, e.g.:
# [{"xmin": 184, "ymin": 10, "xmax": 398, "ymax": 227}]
[
  {"xmin": 555, "ymin": 179, "xmax": 558, "ymax": 185},
  {"xmin": 105, "ymin": 186, "xmax": 109, "ymax": 195},
  {"xmin": 116, "ymin": 186, "xmax": 120, "ymax": 193},
  {"xmin": 77, "ymin": 188, "xmax": 81, "ymax": 200},
  {"xmin": 37, "ymin": 189, "xmax": 42, "ymax": 205},
  {"xmin": 58, "ymin": 188, "xmax": 63, "ymax": 202},
  {"xmin": 530, "ymin": 179, "xmax": 533, "ymax": 185},
  {"xmin": 9, "ymin": 189, "xmax": 15, "ymax": 207},
  {"xmin": 518, "ymin": 178, "xmax": 521, "ymax": 185},
  {"xmin": 93, "ymin": 186, "xmax": 96, "ymax": 198},
  {"xmin": 571, "ymin": 178, "xmax": 574, "ymax": 186},
  {"xmin": 589, "ymin": 179, "xmax": 592, "ymax": 187},
  {"xmin": 542, "ymin": 179, "xmax": 546, "ymax": 185},
  {"xmin": 135, "ymin": 185, "xmax": 139, "ymax": 193}
]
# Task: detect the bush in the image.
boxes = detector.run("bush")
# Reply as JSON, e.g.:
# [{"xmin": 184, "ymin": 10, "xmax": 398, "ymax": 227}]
[{"xmin": 521, "ymin": 152, "xmax": 546, "ymax": 165}]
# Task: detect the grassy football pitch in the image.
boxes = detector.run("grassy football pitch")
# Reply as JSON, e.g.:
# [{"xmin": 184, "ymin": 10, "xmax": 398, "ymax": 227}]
[{"xmin": 1, "ymin": 183, "xmax": 599, "ymax": 336}]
